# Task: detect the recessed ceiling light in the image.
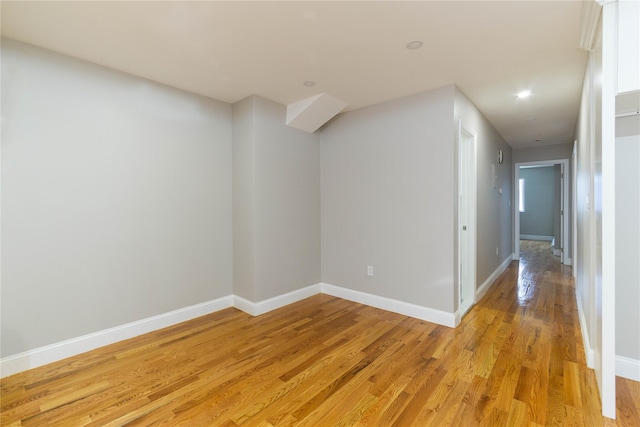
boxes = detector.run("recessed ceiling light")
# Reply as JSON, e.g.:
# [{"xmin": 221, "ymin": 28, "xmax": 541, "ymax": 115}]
[
  {"xmin": 517, "ymin": 90, "xmax": 532, "ymax": 99},
  {"xmin": 303, "ymin": 81, "xmax": 316, "ymax": 87},
  {"xmin": 406, "ymin": 40, "xmax": 423, "ymax": 50}
]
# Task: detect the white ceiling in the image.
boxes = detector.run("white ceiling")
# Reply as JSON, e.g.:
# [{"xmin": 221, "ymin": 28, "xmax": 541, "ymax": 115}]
[{"xmin": 1, "ymin": 1, "xmax": 590, "ymax": 148}]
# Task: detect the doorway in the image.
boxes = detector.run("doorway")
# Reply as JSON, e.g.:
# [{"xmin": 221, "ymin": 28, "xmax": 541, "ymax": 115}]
[
  {"xmin": 514, "ymin": 159, "xmax": 570, "ymax": 264},
  {"xmin": 458, "ymin": 123, "xmax": 476, "ymax": 318}
]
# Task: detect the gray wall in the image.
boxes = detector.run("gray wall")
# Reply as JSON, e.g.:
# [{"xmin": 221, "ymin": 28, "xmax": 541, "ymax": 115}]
[
  {"xmin": 574, "ymin": 41, "xmax": 602, "ymax": 374},
  {"xmin": 320, "ymin": 85, "xmax": 513, "ymax": 314},
  {"xmin": 519, "ymin": 166, "xmax": 555, "ymax": 237},
  {"xmin": 513, "ymin": 143, "xmax": 573, "ymax": 163},
  {"xmin": 615, "ymin": 120, "xmax": 640, "ymax": 362},
  {"xmin": 2, "ymin": 40, "xmax": 517, "ymax": 360},
  {"xmin": 320, "ymin": 87, "xmax": 456, "ymax": 312},
  {"xmin": 454, "ymin": 88, "xmax": 512, "ymax": 291},
  {"xmin": 232, "ymin": 97, "xmax": 257, "ymax": 301},
  {"xmin": 1, "ymin": 39, "xmax": 233, "ymax": 357},
  {"xmin": 233, "ymin": 96, "xmax": 321, "ymax": 302}
]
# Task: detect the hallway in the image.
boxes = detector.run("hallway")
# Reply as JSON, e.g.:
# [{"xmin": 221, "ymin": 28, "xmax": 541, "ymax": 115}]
[{"xmin": 498, "ymin": 240, "xmax": 640, "ymax": 425}]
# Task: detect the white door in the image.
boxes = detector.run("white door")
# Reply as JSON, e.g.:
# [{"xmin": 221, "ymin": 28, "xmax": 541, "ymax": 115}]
[
  {"xmin": 458, "ymin": 125, "xmax": 476, "ymax": 318},
  {"xmin": 560, "ymin": 163, "xmax": 565, "ymax": 264}
]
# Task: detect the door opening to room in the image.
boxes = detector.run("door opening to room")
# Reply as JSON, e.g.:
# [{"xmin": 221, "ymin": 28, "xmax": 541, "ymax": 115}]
[{"xmin": 514, "ymin": 160, "xmax": 570, "ymax": 265}]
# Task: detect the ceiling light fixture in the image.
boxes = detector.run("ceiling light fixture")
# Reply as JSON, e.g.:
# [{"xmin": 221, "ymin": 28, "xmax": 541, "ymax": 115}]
[
  {"xmin": 303, "ymin": 81, "xmax": 316, "ymax": 87},
  {"xmin": 517, "ymin": 90, "xmax": 532, "ymax": 99},
  {"xmin": 406, "ymin": 40, "xmax": 423, "ymax": 50}
]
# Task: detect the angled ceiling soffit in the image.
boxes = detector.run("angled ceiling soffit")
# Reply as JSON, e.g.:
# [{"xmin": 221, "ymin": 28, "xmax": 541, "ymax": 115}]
[{"xmin": 286, "ymin": 93, "xmax": 348, "ymax": 133}]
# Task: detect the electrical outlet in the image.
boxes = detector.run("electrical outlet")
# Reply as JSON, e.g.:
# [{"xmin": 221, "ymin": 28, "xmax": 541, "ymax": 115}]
[
  {"xmin": 496, "ymin": 247, "xmax": 499, "ymax": 255},
  {"xmin": 367, "ymin": 266, "xmax": 373, "ymax": 276}
]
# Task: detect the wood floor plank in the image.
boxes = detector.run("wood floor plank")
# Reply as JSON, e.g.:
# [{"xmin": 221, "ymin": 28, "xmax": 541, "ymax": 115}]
[
  {"xmin": 1, "ymin": 240, "xmax": 638, "ymax": 426},
  {"xmin": 616, "ymin": 376, "xmax": 640, "ymax": 426},
  {"xmin": 506, "ymin": 398, "xmax": 530, "ymax": 425}
]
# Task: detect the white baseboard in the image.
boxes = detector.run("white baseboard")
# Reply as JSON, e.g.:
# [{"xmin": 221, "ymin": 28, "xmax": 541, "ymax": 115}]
[
  {"xmin": 552, "ymin": 248, "xmax": 561, "ymax": 256},
  {"xmin": 520, "ymin": 235, "xmax": 553, "ymax": 241},
  {"xmin": 0, "ymin": 296, "xmax": 234, "ymax": 378},
  {"xmin": 0, "ymin": 282, "xmax": 466, "ymax": 378},
  {"xmin": 616, "ymin": 355, "xmax": 640, "ymax": 382},
  {"xmin": 576, "ymin": 295, "xmax": 596, "ymax": 369},
  {"xmin": 454, "ymin": 310, "xmax": 462, "ymax": 327},
  {"xmin": 564, "ymin": 257, "xmax": 573, "ymax": 266},
  {"xmin": 320, "ymin": 283, "xmax": 456, "ymax": 327},
  {"xmin": 233, "ymin": 284, "xmax": 321, "ymax": 316},
  {"xmin": 475, "ymin": 254, "xmax": 514, "ymax": 303}
]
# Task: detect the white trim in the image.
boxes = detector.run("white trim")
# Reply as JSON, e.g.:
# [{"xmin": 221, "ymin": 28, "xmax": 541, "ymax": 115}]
[
  {"xmin": 475, "ymin": 255, "xmax": 513, "ymax": 303},
  {"xmin": 457, "ymin": 121, "xmax": 477, "ymax": 323},
  {"xmin": 579, "ymin": 0, "xmax": 603, "ymax": 50},
  {"xmin": 0, "ymin": 296, "xmax": 234, "ymax": 378},
  {"xmin": 519, "ymin": 164, "xmax": 555, "ymax": 170},
  {"xmin": 616, "ymin": 355, "xmax": 640, "ymax": 382},
  {"xmin": 1, "ymin": 279, "xmax": 507, "ymax": 378},
  {"xmin": 320, "ymin": 283, "xmax": 456, "ymax": 328},
  {"xmin": 615, "ymin": 110, "xmax": 640, "ymax": 119},
  {"xmin": 572, "ymin": 142, "xmax": 578, "ymax": 278},
  {"xmin": 233, "ymin": 284, "xmax": 321, "ymax": 316},
  {"xmin": 552, "ymin": 248, "xmax": 562, "ymax": 257},
  {"xmin": 600, "ymin": 1, "xmax": 617, "ymax": 418},
  {"xmin": 232, "ymin": 295, "xmax": 257, "ymax": 315},
  {"xmin": 520, "ymin": 234, "xmax": 554, "ymax": 241},
  {"xmin": 0, "ymin": 283, "xmax": 459, "ymax": 378},
  {"xmin": 565, "ymin": 257, "xmax": 573, "ymax": 266},
  {"xmin": 577, "ymin": 293, "xmax": 596, "ymax": 369}
]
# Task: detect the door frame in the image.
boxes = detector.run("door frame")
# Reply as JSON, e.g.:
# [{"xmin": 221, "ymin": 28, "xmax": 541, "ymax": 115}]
[
  {"xmin": 572, "ymin": 142, "xmax": 578, "ymax": 278},
  {"xmin": 457, "ymin": 121, "xmax": 477, "ymax": 322},
  {"xmin": 514, "ymin": 159, "xmax": 570, "ymax": 263}
]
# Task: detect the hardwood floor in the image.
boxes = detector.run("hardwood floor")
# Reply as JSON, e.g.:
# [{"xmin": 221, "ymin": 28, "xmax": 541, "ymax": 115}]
[{"xmin": 1, "ymin": 240, "xmax": 639, "ymax": 426}]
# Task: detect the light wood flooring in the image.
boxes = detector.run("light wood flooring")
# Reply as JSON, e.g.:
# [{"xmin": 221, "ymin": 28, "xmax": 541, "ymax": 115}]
[{"xmin": 1, "ymin": 240, "xmax": 639, "ymax": 426}]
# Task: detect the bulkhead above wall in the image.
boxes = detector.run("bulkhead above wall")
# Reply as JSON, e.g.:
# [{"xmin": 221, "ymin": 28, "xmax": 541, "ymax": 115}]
[{"xmin": 286, "ymin": 93, "xmax": 348, "ymax": 133}]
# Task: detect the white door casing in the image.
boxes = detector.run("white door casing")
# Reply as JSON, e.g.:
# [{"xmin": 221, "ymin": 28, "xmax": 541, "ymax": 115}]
[{"xmin": 458, "ymin": 122, "xmax": 476, "ymax": 320}]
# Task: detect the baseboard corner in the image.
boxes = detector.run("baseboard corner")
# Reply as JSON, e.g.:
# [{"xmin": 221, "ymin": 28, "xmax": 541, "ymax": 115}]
[{"xmin": 233, "ymin": 283, "xmax": 321, "ymax": 317}]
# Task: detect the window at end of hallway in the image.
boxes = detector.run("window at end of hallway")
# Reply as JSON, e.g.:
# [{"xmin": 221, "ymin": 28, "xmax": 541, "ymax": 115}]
[{"xmin": 519, "ymin": 178, "xmax": 525, "ymax": 212}]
